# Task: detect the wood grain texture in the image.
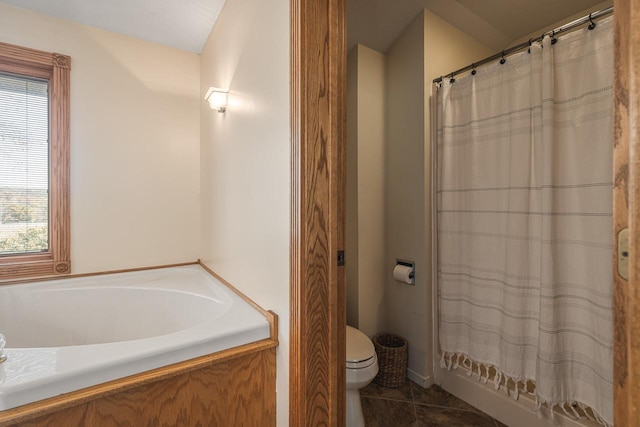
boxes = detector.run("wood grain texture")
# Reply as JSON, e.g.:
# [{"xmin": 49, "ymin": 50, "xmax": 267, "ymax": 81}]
[
  {"xmin": 50, "ymin": 63, "xmax": 71, "ymax": 276},
  {"xmin": 333, "ymin": 0, "xmax": 347, "ymax": 422},
  {"xmin": 613, "ymin": 0, "xmax": 640, "ymax": 425},
  {"xmin": 196, "ymin": 262, "xmax": 280, "ymax": 342},
  {"xmin": 0, "ymin": 61, "xmax": 51, "ymax": 79},
  {"xmin": 0, "ymin": 42, "xmax": 65, "ymax": 69},
  {"xmin": 0, "ymin": 42, "xmax": 70, "ymax": 281},
  {"xmin": 198, "ymin": 260, "xmax": 271, "ymax": 318},
  {"xmin": 0, "ymin": 341, "xmax": 277, "ymax": 427},
  {"xmin": 91, "ymin": 348, "xmax": 275, "ymax": 427},
  {"xmin": 613, "ymin": 0, "xmax": 630, "ymax": 422},
  {"xmin": 0, "ymin": 261, "xmax": 197, "ymax": 286},
  {"xmin": 290, "ymin": 0, "xmax": 347, "ymax": 426}
]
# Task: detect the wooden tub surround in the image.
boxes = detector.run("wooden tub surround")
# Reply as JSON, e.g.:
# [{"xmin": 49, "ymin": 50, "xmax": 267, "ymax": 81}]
[{"xmin": 0, "ymin": 262, "xmax": 278, "ymax": 427}]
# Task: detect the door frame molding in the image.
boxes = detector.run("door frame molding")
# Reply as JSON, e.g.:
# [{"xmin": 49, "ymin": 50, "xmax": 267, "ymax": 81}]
[
  {"xmin": 613, "ymin": 0, "xmax": 640, "ymax": 424},
  {"xmin": 290, "ymin": 0, "xmax": 347, "ymax": 426}
]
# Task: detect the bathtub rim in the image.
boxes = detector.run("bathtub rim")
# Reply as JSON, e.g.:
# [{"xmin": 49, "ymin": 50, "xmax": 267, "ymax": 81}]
[
  {"xmin": 0, "ymin": 260, "xmax": 276, "ymax": 339},
  {"xmin": 0, "ymin": 260, "xmax": 278, "ymax": 426}
]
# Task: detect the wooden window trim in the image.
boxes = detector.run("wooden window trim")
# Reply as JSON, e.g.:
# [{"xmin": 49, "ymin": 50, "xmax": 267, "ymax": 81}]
[{"xmin": 0, "ymin": 42, "xmax": 70, "ymax": 281}]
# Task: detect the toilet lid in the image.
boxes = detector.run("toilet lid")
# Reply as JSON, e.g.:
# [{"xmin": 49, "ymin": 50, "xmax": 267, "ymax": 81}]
[{"xmin": 346, "ymin": 325, "xmax": 375, "ymax": 363}]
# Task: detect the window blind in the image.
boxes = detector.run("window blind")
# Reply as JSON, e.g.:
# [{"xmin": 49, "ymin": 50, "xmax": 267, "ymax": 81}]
[{"xmin": 0, "ymin": 72, "xmax": 49, "ymax": 255}]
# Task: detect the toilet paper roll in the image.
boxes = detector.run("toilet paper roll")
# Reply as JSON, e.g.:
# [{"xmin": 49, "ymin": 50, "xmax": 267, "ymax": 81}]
[{"xmin": 393, "ymin": 264, "xmax": 414, "ymax": 285}]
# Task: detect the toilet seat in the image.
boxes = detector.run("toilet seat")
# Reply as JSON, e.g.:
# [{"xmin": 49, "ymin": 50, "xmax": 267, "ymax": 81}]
[
  {"xmin": 345, "ymin": 326, "xmax": 378, "ymax": 427},
  {"xmin": 346, "ymin": 353, "xmax": 376, "ymax": 369},
  {"xmin": 346, "ymin": 326, "xmax": 376, "ymax": 369}
]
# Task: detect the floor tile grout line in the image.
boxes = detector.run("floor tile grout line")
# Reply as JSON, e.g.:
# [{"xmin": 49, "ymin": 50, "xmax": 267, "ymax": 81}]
[
  {"xmin": 362, "ymin": 382, "xmax": 505, "ymax": 426},
  {"xmin": 412, "ymin": 401, "xmax": 486, "ymax": 414},
  {"xmin": 410, "ymin": 380, "xmax": 418, "ymax": 422},
  {"xmin": 361, "ymin": 395, "xmax": 414, "ymax": 404}
]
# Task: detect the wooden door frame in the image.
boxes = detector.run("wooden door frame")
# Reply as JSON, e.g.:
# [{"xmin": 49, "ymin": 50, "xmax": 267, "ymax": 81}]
[
  {"xmin": 613, "ymin": 0, "xmax": 640, "ymax": 425},
  {"xmin": 290, "ymin": 0, "xmax": 639, "ymax": 425},
  {"xmin": 290, "ymin": 0, "xmax": 347, "ymax": 426}
]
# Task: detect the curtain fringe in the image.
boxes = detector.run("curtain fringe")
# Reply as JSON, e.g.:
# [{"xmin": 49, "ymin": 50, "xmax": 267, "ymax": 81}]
[{"xmin": 441, "ymin": 352, "xmax": 612, "ymax": 427}]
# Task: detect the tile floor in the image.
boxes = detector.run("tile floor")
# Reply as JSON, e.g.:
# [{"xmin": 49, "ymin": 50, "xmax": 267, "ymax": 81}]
[{"xmin": 361, "ymin": 380, "xmax": 507, "ymax": 427}]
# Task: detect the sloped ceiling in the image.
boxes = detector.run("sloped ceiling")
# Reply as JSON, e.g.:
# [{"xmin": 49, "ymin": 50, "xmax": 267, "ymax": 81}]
[
  {"xmin": 348, "ymin": 0, "xmax": 609, "ymax": 53},
  {"xmin": 0, "ymin": 0, "xmax": 227, "ymax": 53},
  {"xmin": 0, "ymin": 0, "xmax": 609, "ymax": 55}
]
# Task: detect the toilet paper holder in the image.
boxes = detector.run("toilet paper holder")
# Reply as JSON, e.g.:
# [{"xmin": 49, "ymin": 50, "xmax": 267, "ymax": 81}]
[{"xmin": 395, "ymin": 259, "xmax": 415, "ymax": 285}]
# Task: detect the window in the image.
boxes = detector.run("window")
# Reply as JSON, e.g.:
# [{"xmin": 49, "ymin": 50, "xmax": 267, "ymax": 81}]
[
  {"xmin": 0, "ymin": 74, "xmax": 49, "ymax": 255},
  {"xmin": 0, "ymin": 42, "xmax": 70, "ymax": 281}
]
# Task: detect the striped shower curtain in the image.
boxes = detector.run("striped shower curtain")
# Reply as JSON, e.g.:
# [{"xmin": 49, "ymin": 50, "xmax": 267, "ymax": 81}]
[{"xmin": 436, "ymin": 16, "xmax": 614, "ymax": 426}]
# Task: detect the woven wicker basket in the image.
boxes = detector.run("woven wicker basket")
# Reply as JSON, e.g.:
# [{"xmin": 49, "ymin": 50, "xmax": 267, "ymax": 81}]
[{"xmin": 373, "ymin": 333, "xmax": 408, "ymax": 388}]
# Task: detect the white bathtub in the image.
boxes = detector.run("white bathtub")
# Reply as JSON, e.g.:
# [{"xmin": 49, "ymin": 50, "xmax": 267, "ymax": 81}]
[{"xmin": 0, "ymin": 264, "xmax": 271, "ymax": 411}]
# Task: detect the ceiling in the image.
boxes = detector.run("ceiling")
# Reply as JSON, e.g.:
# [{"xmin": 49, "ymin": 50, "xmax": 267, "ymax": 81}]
[
  {"xmin": 348, "ymin": 0, "xmax": 609, "ymax": 53},
  {"xmin": 0, "ymin": 0, "xmax": 608, "ymax": 55},
  {"xmin": 0, "ymin": 0, "xmax": 227, "ymax": 53}
]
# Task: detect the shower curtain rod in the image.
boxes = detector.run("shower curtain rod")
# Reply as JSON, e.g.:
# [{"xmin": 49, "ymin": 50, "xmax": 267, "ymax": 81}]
[{"xmin": 433, "ymin": 5, "xmax": 614, "ymax": 84}]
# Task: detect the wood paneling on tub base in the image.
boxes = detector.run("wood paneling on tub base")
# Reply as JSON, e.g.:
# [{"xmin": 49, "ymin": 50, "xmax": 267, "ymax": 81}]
[{"xmin": 0, "ymin": 339, "xmax": 277, "ymax": 427}]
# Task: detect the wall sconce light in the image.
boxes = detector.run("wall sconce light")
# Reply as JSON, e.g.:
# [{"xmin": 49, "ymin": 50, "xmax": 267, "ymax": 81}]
[{"xmin": 205, "ymin": 88, "xmax": 228, "ymax": 113}]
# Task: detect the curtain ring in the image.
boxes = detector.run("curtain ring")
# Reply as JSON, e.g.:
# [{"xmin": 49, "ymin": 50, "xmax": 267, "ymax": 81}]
[
  {"xmin": 500, "ymin": 51, "xmax": 506, "ymax": 65},
  {"xmin": 449, "ymin": 73, "xmax": 455, "ymax": 84},
  {"xmin": 551, "ymin": 30, "xmax": 558, "ymax": 45},
  {"xmin": 527, "ymin": 39, "xmax": 533, "ymax": 54},
  {"xmin": 588, "ymin": 13, "xmax": 596, "ymax": 30},
  {"xmin": 471, "ymin": 63, "xmax": 477, "ymax": 76}
]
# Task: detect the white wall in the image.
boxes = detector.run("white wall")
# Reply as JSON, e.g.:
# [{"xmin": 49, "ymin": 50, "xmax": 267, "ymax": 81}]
[
  {"xmin": 346, "ymin": 45, "xmax": 387, "ymax": 338},
  {"xmin": 0, "ymin": 4, "xmax": 201, "ymax": 273},
  {"xmin": 199, "ymin": 0, "xmax": 290, "ymax": 425}
]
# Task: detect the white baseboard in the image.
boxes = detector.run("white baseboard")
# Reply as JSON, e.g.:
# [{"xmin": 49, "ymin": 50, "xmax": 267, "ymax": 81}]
[
  {"xmin": 407, "ymin": 368, "xmax": 434, "ymax": 388},
  {"xmin": 434, "ymin": 367, "xmax": 601, "ymax": 427}
]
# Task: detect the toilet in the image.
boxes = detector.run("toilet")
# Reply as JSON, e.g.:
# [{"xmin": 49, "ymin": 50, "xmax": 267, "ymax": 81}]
[{"xmin": 346, "ymin": 325, "xmax": 379, "ymax": 427}]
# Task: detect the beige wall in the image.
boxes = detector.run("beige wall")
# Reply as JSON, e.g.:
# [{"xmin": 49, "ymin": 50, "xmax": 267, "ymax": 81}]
[
  {"xmin": 384, "ymin": 11, "xmax": 429, "ymax": 383},
  {"xmin": 199, "ymin": 0, "xmax": 290, "ymax": 424},
  {"xmin": 0, "ymin": 4, "xmax": 201, "ymax": 273},
  {"xmin": 424, "ymin": 10, "xmax": 496, "ymax": 83},
  {"xmin": 346, "ymin": 9, "xmax": 493, "ymax": 386},
  {"xmin": 346, "ymin": 45, "xmax": 387, "ymax": 338},
  {"xmin": 346, "ymin": 48, "xmax": 359, "ymax": 328},
  {"xmin": 384, "ymin": 7, "xmax": 496, "ymax": 386},
  {"xmin": 509, "ymin": 1, "xmax": 612, "ymax": 47}
]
